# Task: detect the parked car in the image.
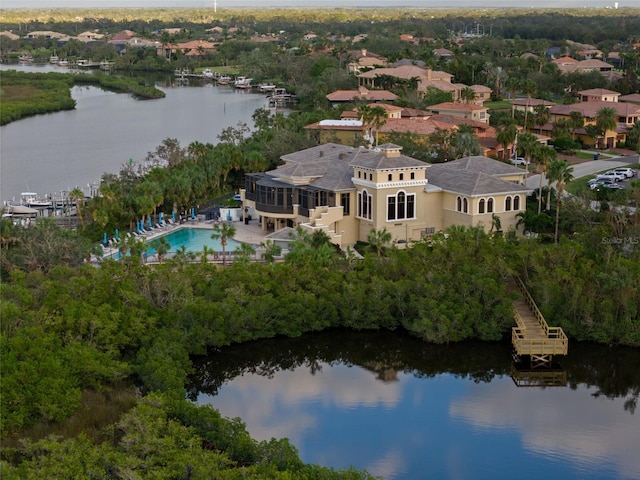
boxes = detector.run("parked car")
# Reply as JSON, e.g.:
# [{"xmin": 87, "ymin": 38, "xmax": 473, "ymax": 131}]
[
  {"xmin": 596, "ymin": 171, "xmax": 626, "ymax": 182},
  {"xmin": 511, "ymin": 157, "xmax": 526, "ymax": 166},
  {"xmin": 613, "ymin": 168, "xmax": 636, "ymax": 179},
  {"xmin": 589, "ymin": 178, "xmax": 616, "ymax": 190}
]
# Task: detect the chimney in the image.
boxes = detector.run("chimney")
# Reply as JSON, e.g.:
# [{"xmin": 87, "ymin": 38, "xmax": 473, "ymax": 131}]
[{"xmin": 361, "ymin": 49, "xmax": 367, "ymax": 57}]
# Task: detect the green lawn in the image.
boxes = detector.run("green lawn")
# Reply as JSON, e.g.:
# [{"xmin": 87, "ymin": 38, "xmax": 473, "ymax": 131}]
[{"xmin": 485, "ymin": 100, "xmax": 511, "ymax": 110}]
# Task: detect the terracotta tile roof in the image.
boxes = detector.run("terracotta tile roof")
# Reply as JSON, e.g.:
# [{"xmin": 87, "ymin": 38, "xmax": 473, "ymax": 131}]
[
  {"xmin": 428, "ymin": 102, "xmax": 487, "ymax": 112},
  {"xmin": 512, "ymin": 98, "xmax": 556, "ymax": 107},
  {"xmin": 378, "ymin": 118, "xmax": 443, "ymax": 135},
  {"xmin": 358, "ymin": 65, "xmax": 451, "ymax": 82},
  {"xmin": 620, "ymin": 93, "xmax": 640, "ymax": 104},
  {"xmin": 550, "ymin": 100, "xmax": 640, "ymax": 120},
  {"xmin": 326, "ymin": 88, "xmax": 398, "ymax": 102},
  {"xmin": 578, "ymin": 88, "xmax": 620, "ymax": 96}
]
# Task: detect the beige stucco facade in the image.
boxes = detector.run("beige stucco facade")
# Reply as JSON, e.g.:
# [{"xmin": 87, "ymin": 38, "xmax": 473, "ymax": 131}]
[{"xmin": 242, "ymin": 144, "xmax": 530, "ymax": 248}]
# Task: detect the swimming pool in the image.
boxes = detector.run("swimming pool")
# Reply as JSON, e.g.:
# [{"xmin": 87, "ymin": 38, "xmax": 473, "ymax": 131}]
[{"xmin": 145, "ymin": 227, "xmax": 245, "ymax": 255}]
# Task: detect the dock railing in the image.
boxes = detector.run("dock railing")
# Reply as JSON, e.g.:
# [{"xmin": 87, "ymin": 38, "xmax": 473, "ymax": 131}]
[{"xmin": 511, "ymin": 275, "xmax": 568, "ymax": 356}]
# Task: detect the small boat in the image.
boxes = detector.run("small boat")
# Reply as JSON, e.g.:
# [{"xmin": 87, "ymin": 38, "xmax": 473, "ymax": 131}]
[
  {"xmin": 234, "ymin": 76, "xmax": 253, "ymax": 89},
  {"xmin": 257, "ymin": 83, "xmax": 276, "ymax": 93},
  {"xmin": 49, "ymin": 53, "xmax": 59, "ymax": 64},
  {"xmin": 216, "ymin": 75, "xmax": 232, "ymax": 85},
  {"xmin": 202, "ymin": 69, "xmax": 214, "ymax": 78},
  {"xmin": 18, "ymin": 192, "xmax": 52, "ymax": 208},
  {"xmin": 57, "ymin": 59, "xmax": 69, "ymax": 67},
  {"xmin": 19, "ymin": 54, "xmax": 34, "ymax": 63}
]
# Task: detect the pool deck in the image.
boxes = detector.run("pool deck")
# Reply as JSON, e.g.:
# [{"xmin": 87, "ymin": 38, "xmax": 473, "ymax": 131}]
[{"xmin": 100, "ymin": 218, "xmax": 271, "ymax": 261}]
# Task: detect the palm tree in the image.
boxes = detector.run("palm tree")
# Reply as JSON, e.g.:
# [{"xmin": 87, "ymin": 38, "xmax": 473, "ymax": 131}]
[
  {"xmin": 369, "ymin": 106, "xmax": 387, "ymax": 147},
  {"xmin": 537, "ymin": 145, "xmax": 557, "ymax": 212},
  {"xmin": 367, "ymin": 228, "xmax": 392, "ymax": 256},
  {"xmin": 151, "ymin": 236, "xmax": 170, "ymax": 264},
  {"xmin": 505, "ymin": 76, "xmax": 519, "ymax": 103},
  {"xmin": 595, "ymin": 106, "xmax": 618, "ymax": 149},
  {"xmin": 627, "ymin": 121, "xmax": 640, "ymax": 152},
  {"xmin": 569, "ymin": 111, "xmax": 584, "ymax": 140},
  {"xmin": 547, "ymin": 159, "xmax": 574, "ymax": 245},
  {"xmin": 200, "ymin": 244, "xmax": 214, "ymax": 264},
  {"xmin": 260, "ymin": 239, "xmax": 282, "ymax": 264},
  {"xmin": 517, "ymin": 132, "xmax": 539, "ymax": 170},
  {"xmin": 533, "ymin": 105, "xmax": 550, "ymax": 132},
  {"xmin": 453, "ymin": 126, "xmax": 482, "ymax": 158},
  {"xmin": 69, "ymin": 187, "xmax": 86, "ymax": 228},
  {"xmin": 496, "ymin": 123, "xmax": 518, "ymax": 160},
  {"xmin": 520, "ymin": 78, "xmax": 537, "ymax": 129},
  {"xmin": 583, "ymin": 124, "xmax": 601, "ymax": 149},
  {"xmin": 211, "ymin": 222, "xmax": 236, "ymax": 266},
  {"xmin": 460, "ymin": 86, "xmax": 476, "ymax": 104}
]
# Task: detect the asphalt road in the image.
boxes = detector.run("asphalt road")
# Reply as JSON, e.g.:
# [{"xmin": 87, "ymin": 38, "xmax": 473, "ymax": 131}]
[{"xmin": 525, "ymin": 154, "xmax": 640, "ymax": 190}]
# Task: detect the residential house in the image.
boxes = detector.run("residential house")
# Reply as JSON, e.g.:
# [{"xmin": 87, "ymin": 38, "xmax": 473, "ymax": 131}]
[
  {"xmin": 552, "ymin": 57, "xmax": 614, "ymax": 75},
  {"xmin": 512, "ymin": 98, "xmax": 556, "ymax": 118},
  {"xmin": 426, "ymin": 102, "xmax": 490, "ymax": 124},
  {"xmin": 0, "ymin": 31, "xmax": 20, "ymax": 40},
  {"xmin": 620, "ymin": 93, "xmax": 640, "ymax": 106},
  {"xmin": 325, "ymin": 86, "xmax": 398, "ymax": 105},
  {"xmin": 433, "ymin": 48, "xmax": 455, "ymax": 60},
  {"xmin": 24, "ymin": 31, "xmax": 67, "ymax": 40},
  {"xmin": 157, "ymin": 40, "xmax": 217, "ymax": 58},
  {"xmin": 304, "ymin": 119, "xmax": 366, "ymax": 145},
  {"xmin": 241, "ymin": 143, "xmax": 529, "ymax": 248},
  {"xmin": 77, "ymin": 31, "xmax": 105, "ymax": 42},
  {"xmin": 470, "ymin": 84, "xmax": 492, "ymax": 104},
  {"xmin": 578, "ymin": 88, "xmax": 620, "ymax": 103},
  {"xmin": 548, "ymin": 101, "xmax": 640, "ymax": 148},
  {"xmin": 357, "ymin": 64, "xmax": 459, "ymax": 98},
  {"xmin": 345, "ymin": 49, "xmax": 387, "ymax": 74}
]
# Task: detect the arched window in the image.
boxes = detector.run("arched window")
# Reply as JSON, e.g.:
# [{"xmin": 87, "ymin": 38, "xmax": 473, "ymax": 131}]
[
  {"xmin": 479, "ymin": 199, "xmax": 485, "ymax": 214},
  {"xmin": 359, "ymin": 189, "xmax": 372, "ymax": 220},
  {"xmin": 457, "ymin": 196, "xmax": 462, "ymax": 212},
  {"xmin": 487, "ymin": 198, "xmax": 494, "ymax": 213},
  {"xmin": 514, "ymin": 195, "xmax": 520, "ymax": 210},
  {"xmin": 388, "ymin": 173, "xmax": 392, "ymax": 181},
  {"xmin": 463, "ymin": 198, "xmax": 468, "ymax": 213},
  {"xmin": 387, "ymin": 190, "xmax": 416, "ymax": 221},
  {"xmin": 505, "ymin": 196, "xmax": 512, "ymax": 211}
]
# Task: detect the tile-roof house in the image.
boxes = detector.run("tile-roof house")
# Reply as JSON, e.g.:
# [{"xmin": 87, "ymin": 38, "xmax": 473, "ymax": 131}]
[
  {"xmin": 241, "ymin": 144, "xmax": 530, "ymax": 247},
  {"xmin": 326, "ymin": 86, "xmax": 398, "ymax": 104},
  {"xmin": 426, "ymin": 102, "xmax": 490, "ymax": 124},
  {"xmin": 549, "ymin": 101, "xmax": 640, "ymax": 148},
  {"xmin": 578, "ymin": 88, "xmax": 620, "ymax": 103},
  {"xmin": 345, "ymin": 49, "xmax": 388, "ymax": 74}
]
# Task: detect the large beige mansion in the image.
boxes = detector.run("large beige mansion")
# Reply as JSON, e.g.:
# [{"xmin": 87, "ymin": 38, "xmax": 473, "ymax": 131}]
[{"xmin": 241, "ymin": 143, "xmax": 530, "ymax": 248}]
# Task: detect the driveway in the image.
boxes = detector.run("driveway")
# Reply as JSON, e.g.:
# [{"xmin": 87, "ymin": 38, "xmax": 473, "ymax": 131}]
[{"xmin": 525, "ymin": 154, "xmax": 639, "ymax": 190}]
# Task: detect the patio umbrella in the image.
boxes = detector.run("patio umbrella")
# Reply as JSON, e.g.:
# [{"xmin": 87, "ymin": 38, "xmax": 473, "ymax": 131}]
[
  {"xmin": 137, "ymin": 220, "xmax": 142, "ymax": 233},
  {"xmin": 159, "ymin": 212, "xmax": 163, "ymax": 223},
  {"xmin": 103, "ymin": 232, "xmax": 107, "ymax": 245},
  {"xmin": 191, "ymin": 208, "xmax": 195, "ymax": 219},
  {"xmin": 172, "ymin": 211, "xmax": 176, "ymax": 222},
  {"xmin": 148, "ymin": 217, "xmax": 153, "ymax": 229},
  {"xmin": 115, "ymin": 228, "xmax": 119, "ymax": 241}
]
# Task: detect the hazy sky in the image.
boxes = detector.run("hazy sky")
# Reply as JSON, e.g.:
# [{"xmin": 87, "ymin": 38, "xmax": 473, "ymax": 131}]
[{"xmin": 0, "ymin": 0, "xmax": 626, "ymax": 8}]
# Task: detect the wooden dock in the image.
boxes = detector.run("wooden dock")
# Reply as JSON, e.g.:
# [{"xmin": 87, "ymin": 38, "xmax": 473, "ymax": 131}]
[{"xmin": 509, "ymin": 276, "xmax": 568, "ymax": 367}]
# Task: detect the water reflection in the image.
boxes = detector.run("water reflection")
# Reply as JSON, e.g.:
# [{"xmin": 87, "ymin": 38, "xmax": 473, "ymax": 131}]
[{"xmin": 188, "ymin": 330, "xmax": 640, "ymax": 479}]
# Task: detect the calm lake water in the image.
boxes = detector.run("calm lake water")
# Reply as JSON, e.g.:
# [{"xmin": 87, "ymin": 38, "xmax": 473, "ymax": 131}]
[
  {"xmin": 189, "ymin": 330, "xmax": 640, "ymax": 480},
  {"xmin": 0, "ymin": 63, "xmax": 268, "ymax": 202}
]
